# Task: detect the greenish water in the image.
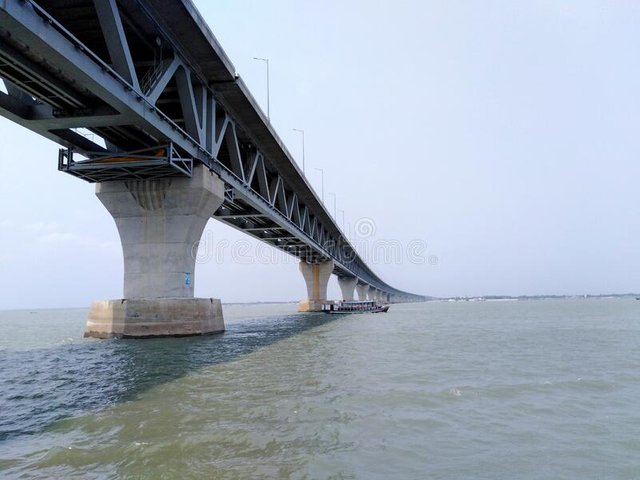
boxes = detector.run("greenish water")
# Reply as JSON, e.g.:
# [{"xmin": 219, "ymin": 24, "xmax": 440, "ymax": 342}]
[{"xmin": 1, "ymin": 299, "xmax": 639, "ymax": 479}]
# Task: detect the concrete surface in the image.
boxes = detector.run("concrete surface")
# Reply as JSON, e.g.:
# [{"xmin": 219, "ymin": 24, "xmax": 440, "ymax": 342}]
[
  {"xmin": 85, "ymin": 297, "xmax": 224, "ymax": 338},
  {"xmin": 88, "ymin": 165, "xmax": 226, "ymax": 338},
  {"xmin": 298, "ymin": 260, "xmax": 334, "ymax": 312},
  {"xmin": 338, "ymin": 276, "xmax": 357, "ymax": 301}
]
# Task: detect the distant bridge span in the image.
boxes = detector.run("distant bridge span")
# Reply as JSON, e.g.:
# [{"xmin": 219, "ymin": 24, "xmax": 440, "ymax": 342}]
[{"xmin": 0, "ymin": 0, "xmax": 424, "ymax": 337}]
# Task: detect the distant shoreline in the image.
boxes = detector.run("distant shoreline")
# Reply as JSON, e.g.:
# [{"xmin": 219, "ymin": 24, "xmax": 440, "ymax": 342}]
[{"xmin": 427, "ymin": 293, "xmax": 640, "ymax": 302}]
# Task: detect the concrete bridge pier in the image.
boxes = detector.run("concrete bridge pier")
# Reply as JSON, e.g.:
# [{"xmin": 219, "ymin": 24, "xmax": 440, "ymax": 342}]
[
  {"xmin": 84, "ymin": 166, "xmax": 226, "ymax": 338},
  {"xmin": 356, "ymin": 283, "xmax": 369, "ymax": 301},
  {"xmin": 368, "ymin": 286, "xmax": 378, "ymax": 301},
  {"xmin": 337, "ymin": 276, "xmax": 357, "ymax": 301},
  {"xmin": 298, "ymin": 260, "xmax": 335, "ymax": 312}
]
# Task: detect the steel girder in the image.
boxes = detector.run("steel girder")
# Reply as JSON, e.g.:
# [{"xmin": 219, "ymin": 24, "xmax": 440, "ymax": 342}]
[{"xmin": 0, "ymin": 0, "xmax": 424, "ymax": 301}]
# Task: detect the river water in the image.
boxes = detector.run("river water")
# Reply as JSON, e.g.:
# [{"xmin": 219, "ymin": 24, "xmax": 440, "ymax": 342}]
[{"xmin": 1, "ymin": 299, "xmax": 639, "ymax": 479}]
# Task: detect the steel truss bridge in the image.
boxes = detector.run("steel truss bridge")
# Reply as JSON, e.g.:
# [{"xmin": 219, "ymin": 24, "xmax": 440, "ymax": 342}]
[{"xmin": 0, "ymin": 0, "xmax": 424, "ymax": 301}]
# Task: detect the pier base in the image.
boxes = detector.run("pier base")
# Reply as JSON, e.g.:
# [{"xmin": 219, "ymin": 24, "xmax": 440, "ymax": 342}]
[
  {"xmin": 297, "ymin": 299, "xmax": 331, "ymax": 313},
  {"xmin": 84, "ymin": 298, "xmax": 224, "ymax": 339}
]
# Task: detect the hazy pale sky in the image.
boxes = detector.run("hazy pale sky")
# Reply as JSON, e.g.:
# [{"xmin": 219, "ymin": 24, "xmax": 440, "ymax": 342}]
[{"xmin": 1, "ymin": 0, "xmax": 640, "ymax": 309}]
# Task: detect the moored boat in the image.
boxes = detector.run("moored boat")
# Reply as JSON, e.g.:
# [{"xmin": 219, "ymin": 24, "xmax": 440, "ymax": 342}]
[{"xmin": 322, "ymin": 300, "xmax": 390, "ymax": 314}]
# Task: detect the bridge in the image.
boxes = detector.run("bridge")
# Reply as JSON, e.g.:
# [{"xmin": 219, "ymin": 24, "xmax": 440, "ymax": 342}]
[{"xmin": 0, "ymin": 0, "xmax": 424, "ymax": 338}]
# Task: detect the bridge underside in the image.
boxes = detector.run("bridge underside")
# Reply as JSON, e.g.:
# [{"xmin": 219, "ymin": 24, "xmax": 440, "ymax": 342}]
[{"xmin": 0, "ymin": 0, "xmax": 348, "ymax": 266}]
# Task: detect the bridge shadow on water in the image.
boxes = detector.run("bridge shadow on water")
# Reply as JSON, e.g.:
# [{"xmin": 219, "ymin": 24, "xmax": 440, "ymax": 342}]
[{"xmin": 0, "ymin": 311, "xmax": 337, "ymax": 443}]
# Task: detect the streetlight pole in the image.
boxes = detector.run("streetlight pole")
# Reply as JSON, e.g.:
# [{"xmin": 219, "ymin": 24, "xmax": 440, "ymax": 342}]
[
  {"xmin": 292, "ymin": 128, "xmax": 305, "ymax": 174},
  {"xmin": 252, "ymin": 57, "xmax": 270, "ymax": 121},
  {"xmin": 339, "ymin": 209, "xmax": 346, "ymax": 232},
  {"xmin": 314, "ymin": 167, "xmax": 324, "ymax": 202},
  {"xmin": 328, "ymin": 192, "xmax": 337, "ymax": 220}
]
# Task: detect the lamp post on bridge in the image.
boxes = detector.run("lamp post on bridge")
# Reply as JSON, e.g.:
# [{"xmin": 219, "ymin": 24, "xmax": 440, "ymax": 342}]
[
  {"xmin": 314, "ymin": 167, "xmax": 324, "ymax": 203},
  {"xmin": 339, "ymin": 209, "xmax": 346, "ymax": 235},
  {"xmin": 328, "ymin": 192, "xmax": 337, "ymax": 220},
  {"xmin": 292, "ymin": 128, "xmax": 305, "ymax": 175},
  {"xmin": 252, "ymin": 57, "xmax": 270, "ymax": 122}
]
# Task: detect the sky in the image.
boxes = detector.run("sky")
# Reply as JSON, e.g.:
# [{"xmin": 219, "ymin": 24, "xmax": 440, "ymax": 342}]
[{"xmin": 1, "ymin": 0, "xmax": 640, "ymax": 309}]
